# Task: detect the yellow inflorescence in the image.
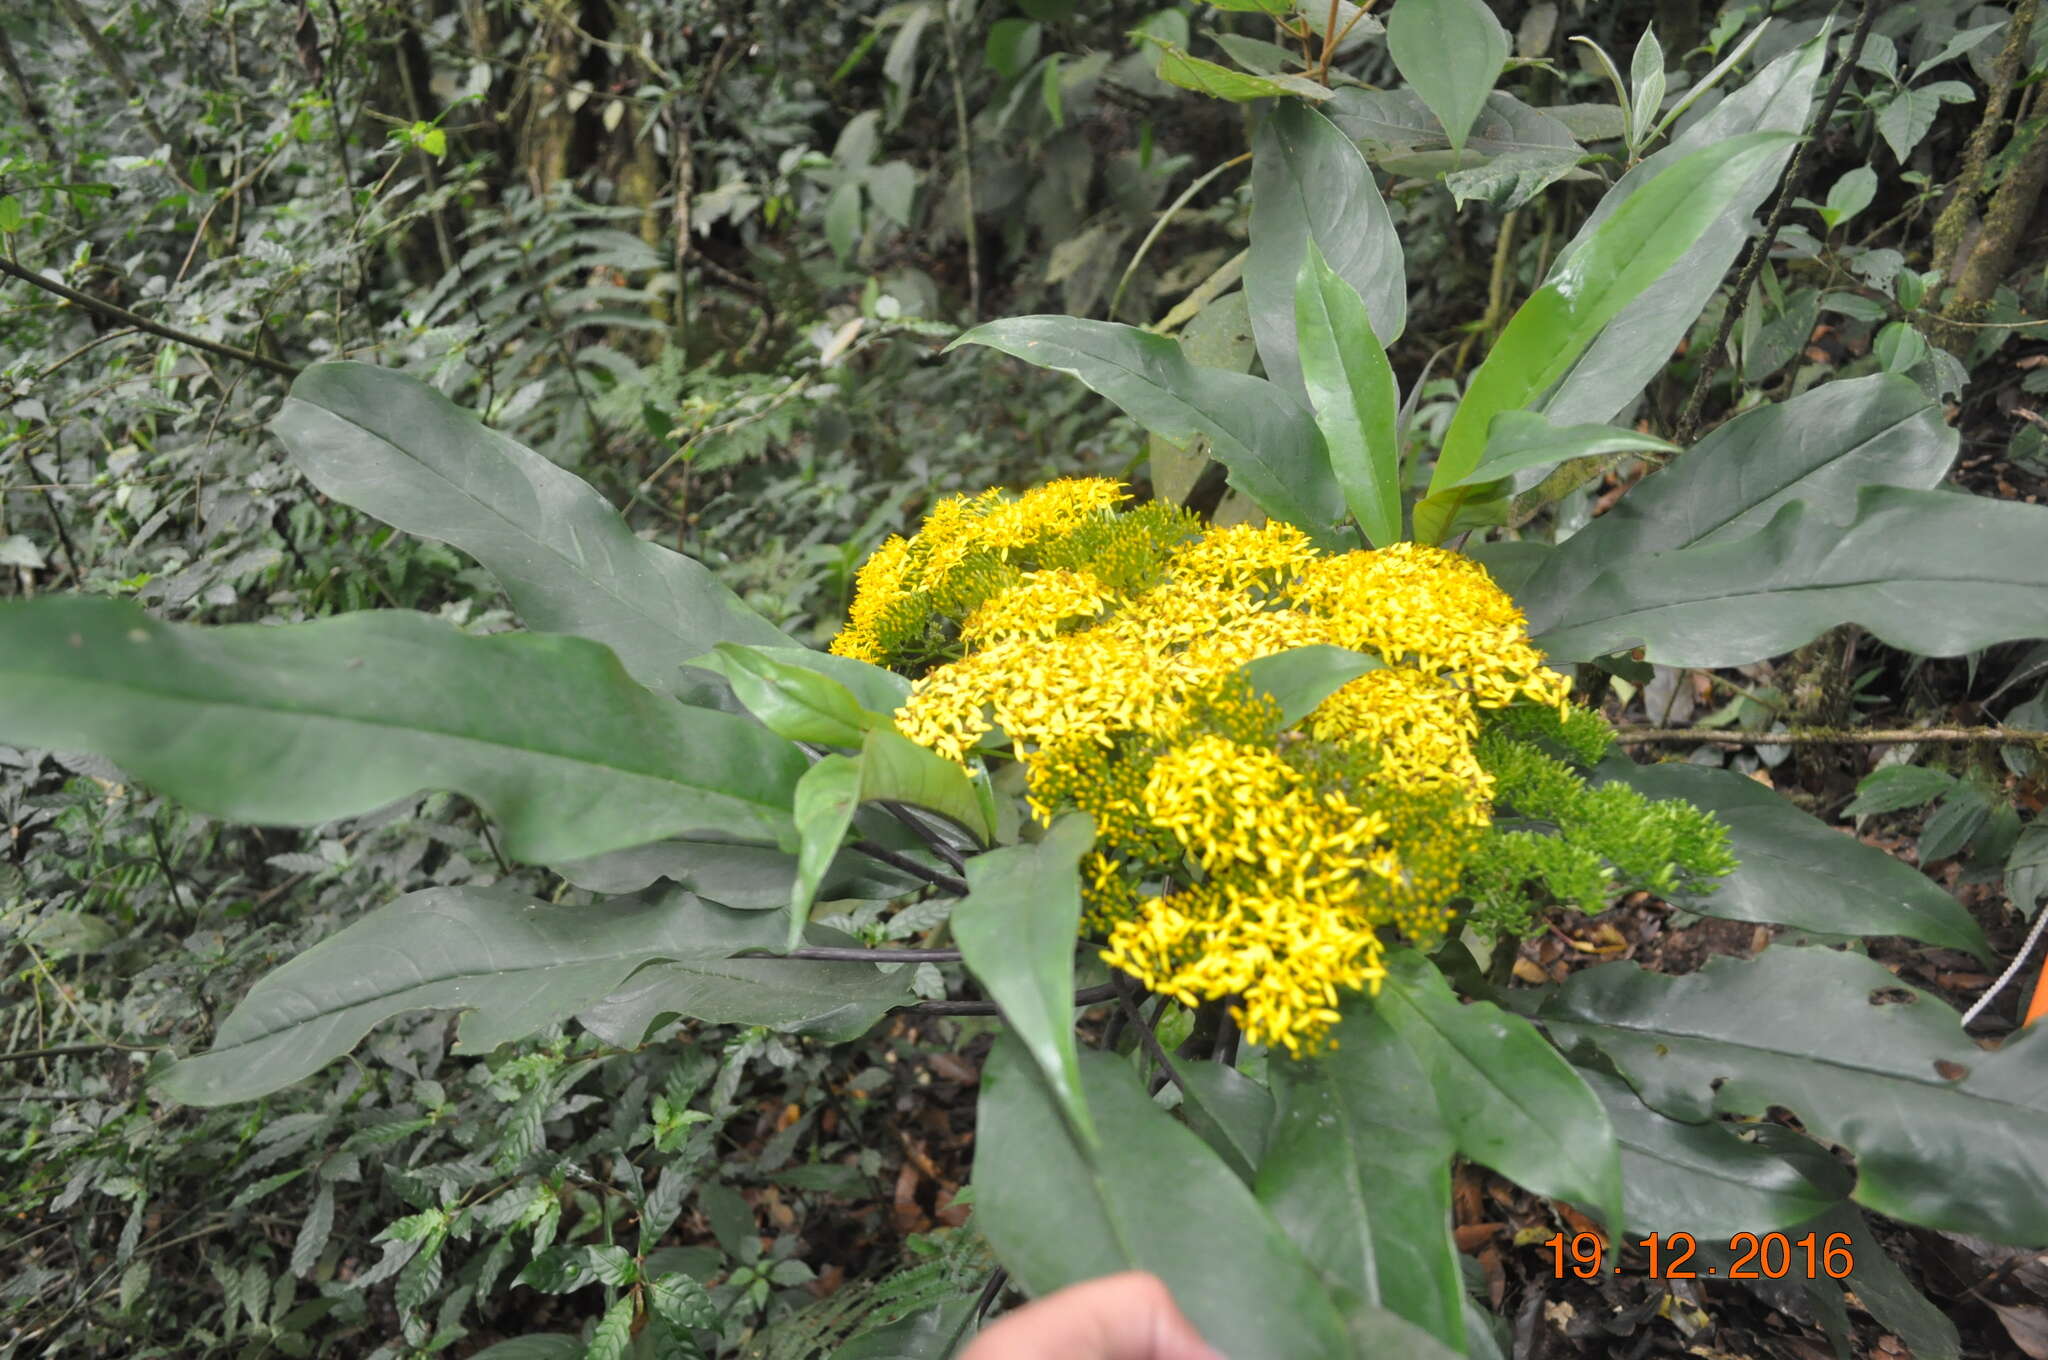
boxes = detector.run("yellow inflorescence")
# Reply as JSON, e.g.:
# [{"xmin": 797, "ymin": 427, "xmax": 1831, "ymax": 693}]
[{"xmin": 831, "ymin": 479, "xmax": 1568, "ymax": 1054}]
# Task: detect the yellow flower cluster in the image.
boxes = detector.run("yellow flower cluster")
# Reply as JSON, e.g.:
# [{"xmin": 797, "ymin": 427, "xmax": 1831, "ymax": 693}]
[{"xmin": 831, "ymin": 479, "xmax": 1568, "ymax": 1053}]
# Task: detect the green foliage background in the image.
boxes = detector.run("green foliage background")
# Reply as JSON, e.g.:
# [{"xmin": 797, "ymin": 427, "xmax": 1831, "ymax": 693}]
[{"xmin": 4, "ymin": 0, "xmax": 2048, "ymax": 1357}]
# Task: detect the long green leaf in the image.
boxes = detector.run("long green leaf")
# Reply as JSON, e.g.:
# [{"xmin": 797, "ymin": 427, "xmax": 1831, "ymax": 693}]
[
  {"xmin": 1598, "ymin": 760, "xmax": 1992, "ymax": 962},
  {"xmin": 974, "ymin": 1037, "xmax": 1453, "ymax": 1360},
  {"xmin": 1248, "ymin": 100, "xmax": 1406, "ymax": 400},
  {"xmin": 574, "ymin": 916, "xmax": 919, "ymax": 1047},
  {"xmin": 1518, "ymin": 373, "xmax": 1956, "ymax": 617},
  {"xmin": 1540, "ymin": 38, "xmax": 1822, "ymax": 425},
  {"xmin": 1261, "ymin": 1002, "xmax": 1465, "ymax": 1349},
  {"xmin": 1538, "ymin": 947, "xmax": 2048, "ymax": 1245},
  {"xmin": 951, "ymin": 816, "xmax": 1097, "ymax": 1146},
  {"xmin": 1446, "ymin": 410, "xmax": 1677, "ymax": 489},
  {"xmin": 1580, "ymin": 1068, "xmax": 1841, "ymax": 1238},
  {"xmin": 1414, "ymin": 132, "xmax": 1794, "ymax": 542},
  {"xmin": 0, "ymin": 599, "xmax": 804, "ymax": 862},
  {"xmin": 697, "ymin": 644, "xmax": 892, "ymax": 747},
  {"xmin": 1378, "ymin": 950, "xmax": 1625, "ymax": 1236},
  {"xmin": 950, "ymin": 317, "xmax": 1342, "ymax": 533},
  {"xmin": 1175, "ymin": 1063, "xmax": 1273, "ymax": 1184},
  {"xmin": 158, "ymin": 887, "xmax": 729, "ymax": 1104},
  {"xmin": 790, "ymin": 757, "xmax": 864, "ymax": 949},
  {"xmin": 551, "ymin": 838, "xmax": 915, "ymax": 904},
  {"xmin": 1385, "ymin": 0, "xmax": 1511, "ymax": 157},
  {"xmin": 1294, "ymin": 241, "xmax": 1402, "ymax": 546},
  {"xmin": 272, "ymin": 362, "xmax": 788, "ymax": 695},
  {"xmin": 1531, "ymin": 486, "xmax": 2048, "ymax": 668}
]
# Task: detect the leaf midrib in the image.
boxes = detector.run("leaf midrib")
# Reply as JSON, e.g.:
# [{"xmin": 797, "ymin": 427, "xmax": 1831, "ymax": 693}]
[{"xmin": 6, "ymin": 669, "xmax": 788, "ymax": 815}]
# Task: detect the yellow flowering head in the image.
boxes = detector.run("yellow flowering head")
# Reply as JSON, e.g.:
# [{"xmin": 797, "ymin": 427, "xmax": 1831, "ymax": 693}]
[{"xmin": 833, "ymin": 481, "xmax": 1591, "ymax": 1053}]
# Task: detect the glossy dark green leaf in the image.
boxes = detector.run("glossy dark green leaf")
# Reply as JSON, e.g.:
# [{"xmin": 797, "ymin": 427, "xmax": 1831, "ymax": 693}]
[
  {"xmin": 974, "ymin": 1037, "xmax": 1453, "ymax": 1360},
  {"xmin": 1531, "ymin": 487, "xmax": 2048, "ymax": 668},
  {"xmin": 790, "ymin": 757, "xmax": 863, "ymax": 950},
  {"xmin": 1540, "ymin": 38, "xmax": 1822, "ymax": 426},
  {"xmin": 694, "ymin": 644, "xmax": 891, "ymax": 747},
  {"xmin": 1248, "ymin": 100, "xmax": 1405, "ymax": 401},
  {"xmin": 1175, "ymin": 1062, "xmax": 1274, "ymax": 1184},
  {"xmin": 1379, "ymin": 950, "xmax": 1625, "ymax": 1235},
  {"xmin": 1580, "ymin": 1068, "xmax": 1842, "ymax": 1238},
  {"xmin": 830, "ymin": 1297, "xmax": 978, "ymax": 1359},
  {"xmin": 158, "ymin": 887, "xmax": 725, "ymax": 1105},
  {"xmin": 1415, "ymin": 132, "xmax": 1793, "ymax": 542},
  {"xmin": 858, "ymin": 728, "xmax": 994, "ymax": 847},
  {"xmin": 1261, "ymin": 1002, "xmax": 1464, "ymax": 1349},
  {"xmin": 1539, "ymin": 947, "xmax": 2048, "ymax": 1245},
  {"xmin": 1519, "ymin": 374, "xmax": 1957, "ymax": 620},
  {"xmin": 575, "ymin": 910, "xmax": 917, "ymax": 1047},
  {"xmin": 273, "ymin": 363, "xmax": 788, "ymax": 694},
  {"xmin": 1236, "ymin": 645, "xmax": 1384, "ymax": 727},
  {"xmin": 1385, "ymin": 0, "xmax": 1510, "ymax": 157},
  {"xmin": 1598, "ymin": 760, "xmax": 1992, "ymax": 963},
  {"xmin": 1846, "ymin": 766, "xmax": 1964, "ymax": 819},
  {"xmin": 0, "ymin": 598, "xmax": 804, "ymax": 864},
  {"xmin": 950, "ymin": 316, "xmax": 1341, "ymax": 532},
  {"xmin": 1447, "ymin": 410, "xmax": 1677, "ymax": 489},
  {"xmin": 951, "ymin": 816, "xmax": 1096, "ymax": 1145},
  {"xmin": 1294, "ymin": 241, "xmax": 1402, "ymax": 546}
]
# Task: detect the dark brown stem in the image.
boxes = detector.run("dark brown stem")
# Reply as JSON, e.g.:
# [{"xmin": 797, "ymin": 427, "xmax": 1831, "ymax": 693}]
[
  {"xmin": 0, "ymin": 257, "xmax": 300, "ymax": 379},
  {"xmin": 906, "ymin": 983, "xmax": 1120, "ymax": 1016},
  {"xmin": 851, "ymin": 839, "xmax": 970, "ymax": 897},
  {"xmin": 1114, "ymin": 974, "xmax": 1186, "ymax": 1095},
  {"xmin": 1615, "ymin": 726, "xmax": 2048, "ymax": 746},
  {"xmin": 1672, "ymin": 0, "xmax": 1879, "ymax": 444},
  {"xmin": 760, "ymin": 946, "xmax": 964, "ymax": 963}
]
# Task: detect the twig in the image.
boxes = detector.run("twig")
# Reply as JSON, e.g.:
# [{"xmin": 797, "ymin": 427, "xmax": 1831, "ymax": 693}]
[
  {"xmin": 878, "ymin": 800, "xmax": 971, "ymax": 874},
  {"xmin": 938, "ymin": 4, "xmax": 982, "ymax": 320},
  {"xmin": 1672, "ymin": 0, "xmax": 1879, "ymax": 444},
  {"xmin": 754, "ymin": 945, "xmax": 964, "ymax": 963},
  {"xmin": 0, "ymin": 1040, "xmax": 162, "ymax": 1067},
  {"xmin": 1114, "ymin": 974, "xmax": 1186, "ymax": 1095},
  {"xmin": 852, "ymin": 839, "xmax": 970, "ymax": 897},
  {"xmin": 906, "ymin": 983, "xmax": 1120, "ymax": 1016},
  {"xmin": 1615, "ymin": 725, "xmax": 2048, "ymax": 746},
  {"xmin": 0, "ymin": 257, "xmax": 301, "ymax": 379}
]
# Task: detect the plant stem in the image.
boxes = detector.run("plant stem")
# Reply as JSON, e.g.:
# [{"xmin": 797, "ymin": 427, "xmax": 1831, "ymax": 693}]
[
  {"xmin": 1614, "ymin": 725, "xmax": 2048, "ymax": 746},
  {"xmin": 852, "ymin": 839, "xmax": 971, "ymax": 896},
  {"xmin": 1672, "ymin": 0, "xmax": 1879, "ymax": 443},
  {"xmin": 0, "ymin": 257, "xmax": 301, "ymax": 379},
  {"xmin": 1114, "ymin": 974, "xmax": 1186, "ymax": 1095},
  {"xmin": 908, "ymin": 984, "xmax": 1119, "ymax": 1017}
]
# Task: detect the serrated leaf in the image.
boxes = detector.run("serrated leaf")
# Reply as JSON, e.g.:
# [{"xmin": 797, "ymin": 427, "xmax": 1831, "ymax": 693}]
[
  {"xmin": 291, "ymin": 1185, "xmax": 334, "ymax": 1279},
  {"xmin": 586, "ymin": 1295, "xmax": 636, "ymax": 1360},
  {"xmin": 1845, "ymin": 765, "xmax": 1961, "ymax": 817},
  {"xmin": 273, "ymin": 363, "xmax": 788, "ymax": 696},
  {"xmin": 0, "ymin": 599, "xmax": 805, "ymax": 865},
  {"xmin": 649, "ymin": 1271, "xmax": 717, "ymax": 1334}
]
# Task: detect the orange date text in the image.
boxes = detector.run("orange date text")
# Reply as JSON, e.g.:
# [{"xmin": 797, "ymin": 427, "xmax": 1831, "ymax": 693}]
[{"xmin": 1545, "ymin": 1231, "xmax": 1854, "ymax": 1281}]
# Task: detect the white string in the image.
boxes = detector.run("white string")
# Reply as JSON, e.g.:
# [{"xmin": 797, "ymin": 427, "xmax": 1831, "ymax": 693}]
[{"xmin": 1960, "ymin": 906, "xmax": 2048, "ymax": 1028}]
